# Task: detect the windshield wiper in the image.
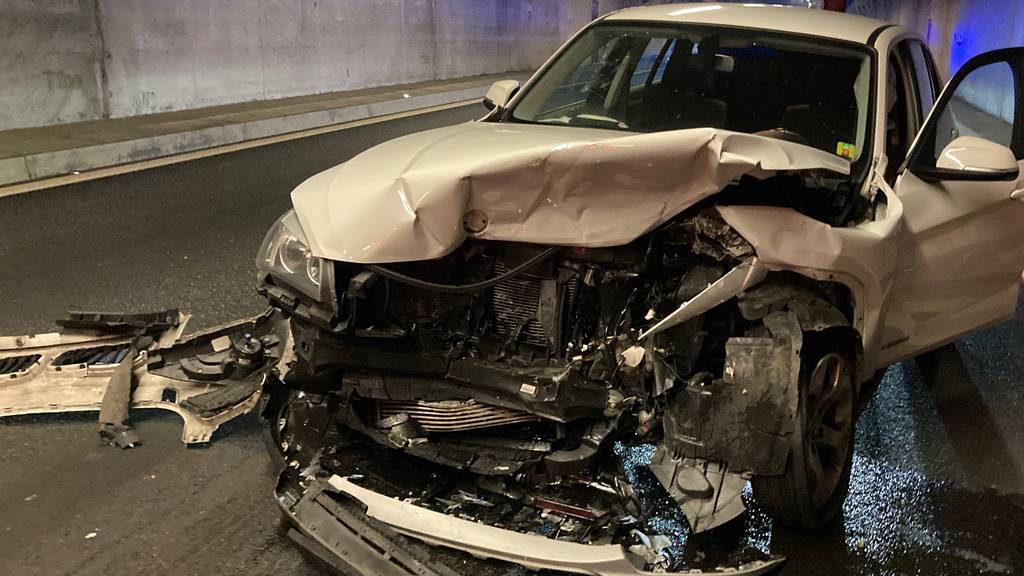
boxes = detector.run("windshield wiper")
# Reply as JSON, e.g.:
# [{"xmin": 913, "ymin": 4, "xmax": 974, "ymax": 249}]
[{"xmin": 567, "ymin": 114, "xmax": 628, "ymax": 129}]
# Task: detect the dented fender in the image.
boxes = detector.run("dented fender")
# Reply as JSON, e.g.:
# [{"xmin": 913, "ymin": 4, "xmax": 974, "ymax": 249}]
[{"xmin": 716, "ymin": 181, "xmax": 902, "ymax": 381}]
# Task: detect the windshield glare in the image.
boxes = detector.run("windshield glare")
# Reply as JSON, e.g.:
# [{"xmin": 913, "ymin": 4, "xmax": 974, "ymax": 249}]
[{"xmin": 510, "ymin": 24, "xmax": 872, "ymax": 162}]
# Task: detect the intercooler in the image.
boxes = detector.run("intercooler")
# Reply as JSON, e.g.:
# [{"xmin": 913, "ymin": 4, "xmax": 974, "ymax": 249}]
[{"xmin": 377, "ymin": 399, "xmax": 538, "ymax": 433}]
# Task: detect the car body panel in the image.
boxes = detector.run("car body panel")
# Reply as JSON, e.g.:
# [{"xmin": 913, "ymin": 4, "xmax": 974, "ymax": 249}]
[
  {"xmin": 0, "ymin": 310, "xmax": 289, "ymax": 444},
  {"xmin": 602, "ymin": 3, "xmax": 894, "ymax": 44},
  {"xmin": 871, "ymin": 45, "xmax": 1024, "ymax": 365},
  {"xmin": 880, "ymin": 165, "xmax": 1024, "ymax": 365},
  {"xmin": 291, "ymin": 122, "xmax": 848, "ymax": 264},
  {"xmin": 718, "ymin": 178, "xmax": 903, "ymax": 381}
]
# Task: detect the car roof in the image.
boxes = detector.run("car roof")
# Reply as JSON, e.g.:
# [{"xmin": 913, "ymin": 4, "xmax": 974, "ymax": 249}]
[{"xmin": 602, "ymin": 3, "xmax": 901, "ymax": 45}]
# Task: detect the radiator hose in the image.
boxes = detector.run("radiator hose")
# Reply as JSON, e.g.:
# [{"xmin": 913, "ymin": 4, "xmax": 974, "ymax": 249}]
[{"xmin": 367, "ymin": 247, "xmax": 559, "ymax": 294}]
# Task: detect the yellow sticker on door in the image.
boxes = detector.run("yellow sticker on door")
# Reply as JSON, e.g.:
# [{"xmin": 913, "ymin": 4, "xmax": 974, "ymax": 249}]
[{"xmin": 836, "ymin": 141, "xmax": 856, "ymax": 159}]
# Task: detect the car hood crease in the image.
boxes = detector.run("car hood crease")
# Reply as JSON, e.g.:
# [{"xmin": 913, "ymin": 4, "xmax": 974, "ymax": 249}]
[{"xmin": 291, "ymin": 121, "xmax": 850, "ymax": 263}]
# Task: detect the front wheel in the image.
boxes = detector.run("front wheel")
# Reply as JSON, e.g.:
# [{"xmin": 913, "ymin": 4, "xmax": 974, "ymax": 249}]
[{"xmin": 752, "ymin": 337, "xmax": 855, "ymax": 528}]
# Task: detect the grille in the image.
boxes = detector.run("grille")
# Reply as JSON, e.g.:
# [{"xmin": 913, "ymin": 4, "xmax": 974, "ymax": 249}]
[
  {"xmin": 491, "ymin": 262, "xmax": 548, "ymax": 347},
  {"xmin": 52, "ymin": 344, "xmax": 131, "ymax": 367},
  {"xmin": 378, "ymin": 399, "xmax": 538, "ymax": 433},
  {"xmin": 0, "ymin": 354, "xmax": 40, "ymax": 375}
]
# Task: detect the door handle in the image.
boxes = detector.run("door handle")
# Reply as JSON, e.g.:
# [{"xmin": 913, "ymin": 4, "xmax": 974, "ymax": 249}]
[{"xmin": 1013, "ymin": 188, "xmax": 1024, "ymax": 201}]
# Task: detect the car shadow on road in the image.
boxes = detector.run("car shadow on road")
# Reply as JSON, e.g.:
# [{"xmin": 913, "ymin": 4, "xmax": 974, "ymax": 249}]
[{"xmin": 914, "ymin": 343, "xmax": 1024, "ymax": 493}]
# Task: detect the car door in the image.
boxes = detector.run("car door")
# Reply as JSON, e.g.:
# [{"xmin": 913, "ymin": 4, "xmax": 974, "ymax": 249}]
[{"xmin": 880, "ymin": 48, "xmax": 1024, "ymax": 365}]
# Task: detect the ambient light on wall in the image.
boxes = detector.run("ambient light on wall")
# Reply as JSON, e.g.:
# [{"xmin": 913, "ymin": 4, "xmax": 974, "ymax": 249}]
[
  {"xmin": 950, "ymin": 30, "xmax": 970, "ymax": 75},
  {"xmin": 942, "ymin": 0, "xmax": 1023, "ymax": 78}
]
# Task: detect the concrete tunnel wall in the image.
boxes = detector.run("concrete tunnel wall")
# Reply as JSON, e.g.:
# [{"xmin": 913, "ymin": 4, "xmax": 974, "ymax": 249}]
[
  {"xmin": 0, "ymin": 0, "xmax": 669, "ymax": 131},
  {"xmin": 848, "ymin": 0, "xmax": 1024, "ymax": 81},
  {"xmin": 18, "ymin": 0, "xmax": 1024, "ymax": 133},
  {"xmin": 0, "ymin": 1, "xmax": 106, "ymax": 131},
  {"xmin": 848, "ymin": 0, "xmax": 1024, "ymax": 124},
  {"xmin": 98, "ymin": 0, "xmax": 591, "ymax": 120}
]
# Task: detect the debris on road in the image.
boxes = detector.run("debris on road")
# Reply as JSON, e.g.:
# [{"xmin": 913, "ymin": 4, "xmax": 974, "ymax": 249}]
[
  {"xmin": 0, "ymin": 308, "xmax": 289, "ymax": 446},
  {"xmin": 269, "ymin": 402, "xmax": 787, "ymax": 575}
]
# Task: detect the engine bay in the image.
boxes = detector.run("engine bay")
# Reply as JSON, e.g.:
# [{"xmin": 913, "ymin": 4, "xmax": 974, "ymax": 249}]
[{"xmin": 285, "ymin": 209, "xmax": 760, "ymax": 474}]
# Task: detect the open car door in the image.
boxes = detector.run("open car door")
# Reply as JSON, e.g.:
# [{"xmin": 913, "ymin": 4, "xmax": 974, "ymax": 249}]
[{"xmin": 882, "ymin": 48, "xmax": 1024, "ymax": 365}]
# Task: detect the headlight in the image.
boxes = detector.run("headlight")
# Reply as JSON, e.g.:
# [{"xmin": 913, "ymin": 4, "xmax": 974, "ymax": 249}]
[{"xmin": 256, "ymin": 211, "xmax": 328, "ymax": 301}]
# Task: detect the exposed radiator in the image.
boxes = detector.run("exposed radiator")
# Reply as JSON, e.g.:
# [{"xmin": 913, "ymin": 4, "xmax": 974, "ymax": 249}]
[
  {"xmin": 379, "ymin": 253, "xmax": 572, "ymax": 351},
  {"xmin": 378, "ymin": 399, "xmax": 538, "ymax": 433},
  {"xmin": 491, "ymin": 262, "xmax": 549, "ymax": 347}
]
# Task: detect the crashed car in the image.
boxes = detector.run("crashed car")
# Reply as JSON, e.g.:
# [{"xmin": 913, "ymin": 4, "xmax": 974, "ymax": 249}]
[{"xmin": 255, "ymin": 4, "xmax": 1024, "ymax": 574}]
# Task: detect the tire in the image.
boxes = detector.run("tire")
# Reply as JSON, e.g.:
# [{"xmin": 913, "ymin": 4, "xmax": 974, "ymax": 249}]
[{"xmin": 752, "ymin": 334, "xmax": 856, "ymax": 528}]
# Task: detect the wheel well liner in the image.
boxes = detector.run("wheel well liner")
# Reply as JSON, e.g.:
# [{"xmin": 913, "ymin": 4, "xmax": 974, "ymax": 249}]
[{"xmin": 737, "ymin": 274, "xmax": 864, "ymax": 382}]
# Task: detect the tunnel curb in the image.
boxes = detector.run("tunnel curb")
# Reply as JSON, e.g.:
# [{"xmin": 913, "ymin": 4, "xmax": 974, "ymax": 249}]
[{"xmin": 0, "ymin": 79, "xmax": 511, "ymax": 193}]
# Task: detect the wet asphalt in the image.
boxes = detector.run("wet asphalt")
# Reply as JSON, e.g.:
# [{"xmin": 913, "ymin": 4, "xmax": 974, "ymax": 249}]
[{"xmin": 0, "ymin": 104, "xmax": 1022, "ymax": 575}]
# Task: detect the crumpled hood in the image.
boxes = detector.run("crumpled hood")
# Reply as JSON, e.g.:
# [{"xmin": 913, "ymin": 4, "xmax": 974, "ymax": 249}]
[{"xmin": 291, "ymin": 121, "xmax": 849, "ymax": 263}]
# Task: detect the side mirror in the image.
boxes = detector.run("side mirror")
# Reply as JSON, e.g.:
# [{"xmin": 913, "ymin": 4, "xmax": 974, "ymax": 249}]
[
  {"xmin": 483, "ymin": 80, "xmax": 521, "ymax": 112},
  {"xmin": 933, "ymin": 136, "xmax": 1019, "ymax": 181}
]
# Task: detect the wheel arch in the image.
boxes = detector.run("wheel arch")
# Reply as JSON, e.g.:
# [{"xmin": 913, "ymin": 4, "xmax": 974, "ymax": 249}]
[{"xmin": 737, "ymin": 271, "xmax": 870, "ymax": 406}]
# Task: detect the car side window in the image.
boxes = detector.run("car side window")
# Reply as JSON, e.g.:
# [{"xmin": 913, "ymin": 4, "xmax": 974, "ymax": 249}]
[
  {"xmin": 884, "ymin": 46, "xmax": 915, "ymax": 184},
  {"xmin": 933, "ymin": 61, "xmax": 1017, "ymax": 159},
  {"xmin": 907, "ymin": 41, "xmax": 937, "ymax": 121},
  {"xmin": 904, "ymin": 48, "xmax": 1024, "ymax": 179}
]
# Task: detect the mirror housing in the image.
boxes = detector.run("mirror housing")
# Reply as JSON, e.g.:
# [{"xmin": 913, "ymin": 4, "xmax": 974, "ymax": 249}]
[
  {"xmin": 927, "ymin": 136, "xmax": 1020, "ymax": 181},
  {"xmin": 937, "ymin": 136, "xmax": 1018, "ymax": 173},
  {"xmin": 483, "ymin": 80, "xmax": 521, "ymax": 112}
]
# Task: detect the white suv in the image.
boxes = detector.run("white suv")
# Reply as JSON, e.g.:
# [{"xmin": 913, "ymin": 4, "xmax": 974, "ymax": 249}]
[{"xmin": 257, "ymin": 5, "xmax": 1024, "ymax": 574}]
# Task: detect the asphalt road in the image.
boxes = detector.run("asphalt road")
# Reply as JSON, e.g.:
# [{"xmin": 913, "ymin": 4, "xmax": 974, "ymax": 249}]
[{"xmin": 1, "ymin": 104, "xmax": 1022, "ymax": 575}]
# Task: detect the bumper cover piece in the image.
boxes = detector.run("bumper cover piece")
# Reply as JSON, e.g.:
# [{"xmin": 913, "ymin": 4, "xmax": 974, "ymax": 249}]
[
  {"xmin": 285, "ymin": 479, "xmax": 460, "ymax": 576},
  {"xmin": 325, "ymin": 475, "xmax": 785, "ymax": 576},
  {"xmin": 0, "ymin": 309, "xmax": 288, "ymax": 445}
]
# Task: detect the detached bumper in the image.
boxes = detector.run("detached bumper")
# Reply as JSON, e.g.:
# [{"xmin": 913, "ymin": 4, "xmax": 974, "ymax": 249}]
[
  {"xmin": 0, "ymin": 309, "xmax": 289, "ymax": 445},
  {"xmin": 278, "ymin": 478, "xmax": 463, "ymax": 576},
  {"xmin": 278, "ymin": 472, "xmax": 785, "ymax": 576}
]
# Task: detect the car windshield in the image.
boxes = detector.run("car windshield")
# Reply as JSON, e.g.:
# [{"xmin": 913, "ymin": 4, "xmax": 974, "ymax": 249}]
[{"xmin": 509, "ymin": 23, "xmax": 873, "ymax": 162}]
